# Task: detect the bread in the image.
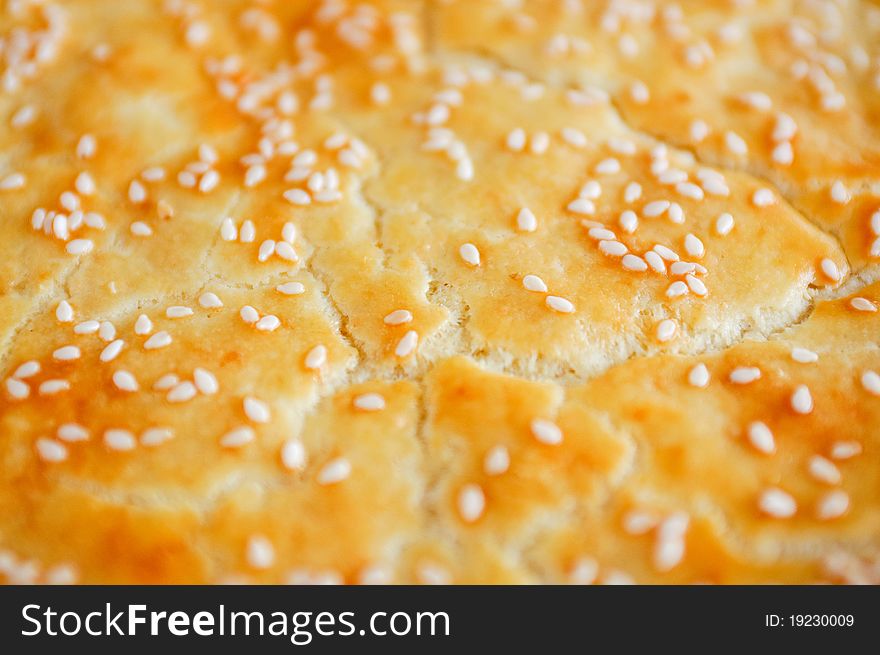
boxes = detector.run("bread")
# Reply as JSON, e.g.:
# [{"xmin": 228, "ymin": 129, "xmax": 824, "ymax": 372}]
[{"xmin": 0, "ymin": 0, "xmax": 878, "ymax": 584}]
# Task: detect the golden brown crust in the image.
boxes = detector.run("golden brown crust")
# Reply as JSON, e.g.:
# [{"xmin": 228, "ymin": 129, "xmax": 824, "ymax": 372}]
[{"xmin": 1, "ymin": 0, "xmax": 879, "ymax": 584}]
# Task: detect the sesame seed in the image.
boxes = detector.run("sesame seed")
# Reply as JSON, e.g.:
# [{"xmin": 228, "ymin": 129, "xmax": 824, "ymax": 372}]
[
  {"xmin": 459, "ymin": 243, "xmax": 481, "ymax": 267},
  {"xmin": 281, "ymin": 222, "xmax": 297, "ymax": 244},
  {"xmin": 199, "ymin": 170, "xmax": 220, "ymax": 193},
  {"xmin": 317, "ymin": 457, "xmax": 352, "ymax": 485},
  {"xmin": 746, "ymin": 421, "xmax": 775, "ymax": 454},
  {"xmin": 820, "ymin": 258, "xmax": 841, "ymax": 282},
  {"xmin": 594, "ymin": 158, "xmax": 620, "ymax": 174},
  {"xmin": 624, "ymin": 182, "xmax": 642, "ymax": 203},
  {"xmin": 655, "ymin": 319, "xmax": 677, "ymax": 342},
  {"xmin": 816, "ymin": 491, "xmax": 849, "ymax": 520},
  {"xmin": 791, "ymin": 385, "xmax": 813, "ymax": 414},
  {"xmin": 666, "ymin": 281, "xmax": 689, "ymax": 298},
  {"xmin": 244, "ymin": 397, "xmax": 271, "ymax": 423},
  {"xmin": 141, "ymin": 427, "xmax": 174, "ymax": 447},
  {"xmin": 724, "ymin": 131, "xmax": 748, "ymax": 155},
  {"xmin": 791, "ymin": 347, "xmax": 818, "ymax": 363},
  {"xmin": 588, "ymin": 227, "xmax": 616, "ymax": 241},
  {"xmin": 751, "ymin": 188, "xmax": 776, "ymax": 207},
  {"xmin": 153, "ymin": 374, "xmax": 179, "ymax": 391},
  {"xmin": 36, "ymin": 438, "xmax": 67, "ymax": 463},
  {"xmin": 771, "ymin": 141, "xmax": 793, "ymax": 165},
  {"xmin": 599, "ymin": 240, "xmax": 628, "ymax": 257},
  {"xmin": 283, "ymin": 189, "xmax": 311, "ymax": 205},
  {"xmin": 246, "ymin": 535, "xmax": 275, "ymax": 570},
  {"xmin": 304, "ymin": 344, "xmax": 328, "ymax": 370},
  {"xmin": 622, "ymin": 509, "xmax": 659, "ymax": 535},
  {"xmin": 758, "ymin": 488, "xmax": 797, "ymax": 518},
  {"xmin": 642, "ymin": 200, "xmax": 670, "ymax": 218},
  {"xmin": 729, "ymin": 367, "xmax": 761, "ymax": 384},
  {"xmin": 13, "ymin": 360, "xmax": 40, "ymax": 379},
  {"xmin": 715, "ymin": 213, "xmax": 735, "ymax": 236},
  {"xmin": 871, "ymin": 210, "xmax": 880, "ymax": 235},
  {"xmin": 644, "ymin": 251, "xmax": 666, "ymax": 273},
  {"xmin": 99, "ymin": 339, "xmax": 125, "ymax": 362},
  {"xmin": 255, "ymin": 315, "xmax": 281, "ymax": 331},
  {"xmin": 621, "ymin": 254, "xmax": 647, "ymax": 272},
  {"xmin": 112, "ymin": 370, "xmax": 139, "ymax": 392},
  {"xmin": 506, "ymin": 128, "xmax": 526, "ymax": 152},
  {"xmin": 684, "ymin": 234, "xmax": 704, "ymax": 258},
  {"xmin": 134, "ymin": 314, "xmax": 152, "ymax": 335},
  {"xmin": 57, "ymin": 423, "xmax": 89, "ymax": 442},
  {"xmin": 689, "ymin": 119, "xmax": 709, "ymax": 142},
  {"xmin": 39, "ymin": 380, "xmax": 70, "ymax": 395},
  {"xmin": 861, "ymin": 370, "xmax": 880, "ymax": 396},
  {"xmin": 772, "ymin": 113, "xmax": 797, "ymax": 141},
  {"xmin": 808, "ymin": 455, "xmax": 841, "ymax": 485},
  {"xmin": 561, "ymin": 127, "xmax": 587, "ymax": 148},
  {"xmin": 66, "ymin": 239, "xmax": 94, "ymax": 255},
  {"xmin": 653, "ymin": 512, "xmax": 689, "ymax": 572},
  {"xmin": 383, "ymin": 309, "xmax": 413, "ymax": 325},
  {"xmin": 567, "ymin": 198, "xmax": 595, "ymax": 215},
  {"xmin": 568, "ymin": 557, "xmax": 599, "ymax": 585},
  {"xmin": 0, "ymin": 172, "xmax": 26, "ymax": 189},
  {"xmin": 629, "ymin": 80, "xmax": 649, "ymax": 104},
  {"xmin": 457, "ymin": 483, "xmax": 486, "ymax": 523},
  {"xmin": 144, "ymin": 331, "xmax": 172, "ymax": 350},
  {"xmin": 530, "ymin": 418, "xmax": 563, "ymax": 445},
  {"xmin": 220, "ymin": 218, "xmax": 237, "ymax": 241},
  {"xmin": 688, "ymin": 363, "xmax": 710, "ymax": 388},
  {"xmin": 395, "ymin": 330, "xmax": 419, "ymax": 357},
  {"xmin": 128, "ymin": 180, "xmax": 146, "ymax": 204},
  {"xmin": 529, "ymin": 132, "xmax": 550, "ymax": 155},
  {"xmin": 371, "ymin": 82, "xmax": 391, "ymax": 105},
  {"xmin": 258, "ymin": 239, "xmax": 276, "ymax": 262},
  {"xmin": 77, "ymin": 134, "xmax": 96, "ymax": 159},
  {"xmin": 193, "ymin": 368, "xmax": 219, "ymax": 395},
  {"xmin": 240, "ymin": 306, "xmax": 260, "ymax": 324},
  {"xmin": 198, "ymin": 292, "xmax": 223, "ymax": 309},
  {"xmin": 483, "ymin": 445, "xmax": 510, "ymax": 475},
  {"xmin": 53, "ymin": 345, "xmax": 80, "ymax": 361},
  {"xmin": 276, "ymin": 282, "xmax": 306, "ymax": 295},
  {"xmin": 104, "ymin": 429, "xmax": 136, "ymax": 452},
  {"xmin": 516, "ymin": 207, "xmax": 537, "ymax": 232},
  {"xmin": 55, "ymin": 300, "xmax": 74, "ymax": 323},
  {"xmin": 75, "ymin": 171, "xmax": 96, "ymax": 196},
  {"xmin": 685, "ymin": 275, "xmax": 707, "ymax": 296},
  {"xmin": 830, "ymin": 440, "xmax": 862, "ymax": 460},
  {"xmin": 546, "ymin": 295, "xmax": 574, "ymax": 313},
  {"xmin": 6, "ymin": 378, "xmax": 29, "ymax": 399},
  {"xmin": 275, "ymin": 241, "xmax": 298, "ymax": 262},
  {"xmin": 166, "ymin": 306, "xmax": 193, "ymax": 319},
  {"xmin": 830, "ymin": 181, "xmax": 850, "ymax": 204},
  {"xmin": 99, "ymin": 321, "xmax": 116, "ymax": 342},
  {"xmin": 220, "ymin": 426, "xmax": 255, "ymax": 448},
  {"xmin": 167, "ymin": 381, "xmax": 197, "ymax": 403},
  {"xmin": 130, "ymin": 221, "xmax": 152, "ymax": 237},
  {"xmin": 850, "ymin": 297, "xmax": 877, "ymax": 312},
  {"xmin": 353, "ymin": 392, "xmax": 385, "ymax": 412}
]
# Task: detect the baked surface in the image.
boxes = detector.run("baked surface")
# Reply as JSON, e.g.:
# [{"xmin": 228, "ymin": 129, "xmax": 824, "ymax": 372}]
[{"xmin": 0, "ymin": 0, "xmax": 879, "ymax": 584}]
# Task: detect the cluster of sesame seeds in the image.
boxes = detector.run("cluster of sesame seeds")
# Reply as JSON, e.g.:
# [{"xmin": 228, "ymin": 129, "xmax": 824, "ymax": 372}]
[{"xmin": 0, "ymin": 548, "xmax": 77, "ymax": 585}]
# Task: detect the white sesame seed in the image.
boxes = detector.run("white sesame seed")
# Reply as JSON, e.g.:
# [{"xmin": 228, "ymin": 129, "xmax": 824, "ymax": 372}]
[
  {"xmin": 561, "ymin": 127, "xmax": 587, "ymax": 148},
  {"xmin": 729, "ymin": 367, "xmax": 761, "ymax": 384},
  {"xmin": 644, "ymin": 250, "xmax": 666, "ymax": 274},
  {"xmin": 816, "ymin": 491, "xmax": 849, "ymax": 520},
  {"xmin": 751, "ymin": 188, "xmax": 776, "ymax": 207},
  {"xmin": 275, "ymin": 241, "xmax": 298, "ymax": 262},
  {"xmin": 98, "ymin": 321, "xmax": 116, "ymax": 342},
  {"xmin": 483, "ymin": 445, "xmax": 510, "ymax": 476},
  {"xmin": 655, "ymin": 319, "xmax": 677, "ymax": 342},
  {"xmin": 281, "ymin": 439, "xmax": 307, "ymax": 471},
  {"xmin": 255, "ymin": 315, "xmax": 281, "ymax": 331},
  {"xmin": 689, "ymin": 120, "xmax": 709, "ymax": 142},
  {"xmin": 13, "ymin": 360, "xmax": 40, "ymax": 379},
  {"xmin": 788, "ymin": 346, "xmax": 818, "ymax": 364},
  {"xmin": 383, "ymin": 309, "xmax": 413, "ymax": 325},
  {"xmin": 747, "ymin": 421, "xmax": 775, "ymax": 454},
  {"xmin": 134, "ymin": 314, "xmax": 152, "ymax": 335},
  {"xmin": 808, "ymin": 455, "xmax": 841, "ymax": 485},
  {"xmin": 567, "ymin": 198, "xmax": 595, "ymax": 215},
  {"xmin": 66, "ymin": 238, "xmax": 94, "ymax": 256},
  {"xmin": 75, "ymin": 171, "xmax": 96, "ymax": 196},
  {"xmin": 687, "ymin": 363, "xmax": 710, "ymax": 388},
  {"xmin": 530, "ymin": 418, "xmax": 562, "ymax": 445},
  {"xmin": 758, "ymin": 488, "xmax": 797, "ymax": 518},
  {"xmin": 198, "ymin": 292, "xmax": 223, "ymax": 309},
  {"xmin": 353, "ymin": 392, "xmax": 385, "ymax": 412},
  {"xmin": 112, "ymin": 370, "xmax": 139, "ymax": 392},
  {"xmin": 6, "ymin": 378, "xmax": 29, "ymax": 399},
  {"xmin": 128, "ymin": 179, "xmax": 147, "ymax": 204},
  {"xmin": 642, "ymin": 200, "xmax": 670, "ymax": 218},
  {"xmin": 244, "ymin": 397, "xmax": 271, "ymax": 423},
  {"xmin": 871, "ymin": 210, "xmax": 880, "ymax": 235},
  {"xmin": 193, "ymin": 368, "xmax": 219, "ymax": 395},
  {"xmin": 830, "ymin": 440, "xmax": 862, "ymax": 460},
  {"xmin": 458, "ymin": 483, "xmax": 486, "ymax": 523},
  {"xmin": 622, "ymin": 510, "xmax": 658, "ymax": 535},
  {"xmin": 791, "ymin": 385, "xmax": 813, "ymax": 414},
  {"xmin": 618, "ymin": 210, "xmax": 638, "ymax": 234},
  {"xmin": 624, "ymin": 182, "xmax": 642, "ymax": 203},
  {"xmin": 283, "ymin": 188, "xmax": 311, "ymax": 205},
  {"xmin": 153, "ymin": 374, "xmax": 179, "ymax": 391},
  {"xmin": 724, "ymin": 131, "xmax": 748, "ymax": 155},
  {"xmin": 39, "ymin": 380, "xmax": 70, "ymax": 395},
  {"xmin": 167, "ymin": 381, "xmax": 197, "ymax": 403},
  {"xmin": 685, "ymin": 274, "xmax": 708, "ymax": 296},
  {"xmin": 371, "ymin": 81, "xmax": 391, "ymax": 105},
  {"xmin": 619, "ymin": 254, "xmax": 646, "ymax": 272},
  {"xmin": 53, "ymin": 345, "xmax": 80, "ymax": 361},
  {"xmin": 55, "ymin": 300, "xmax": 74, "ymax": 323},
  {"xmin": 144, "ymin": 331, "xmax": 172, "ymax": 350},
  {"xmin": 666, "ymin": 281, "xmax": 689, "ymax": 298},
  {"xmin": 588, "ymin": 227, "xmax": 616, "ymax": 241},
  {"xmin": 130, "ymin": 221, "xmax": 152, "ymax": 237},
  {"xmin": 599, "ymin": 240, "xmax": 628, "ymax": 257},
  {"xmin": 141, "ymin": 166, "xmax": 166, "ymax": 182},
  {"xmin": 0, "ymin": 172, "xmax": 26, "ymax": 189},
  {"xmin": 830, "ymin": 181, "xmax": 850, "ymax": 205},
  {"xmin": 276, "ymin": 282, "xmax": 306, "ymax": 295},
  {"xmin": 653, "ymin": 512, "xmax": 689, "ymax": 572},
  {"xmin": 318, "ymin": 457, "xmax": 351, "ymax": 485},
  {"xmin": 516, "ymin": 207, "xmax": 537, "ymax": 232},
  {"xmin": 861, "ymin": 370, "xmax": 880, "ymax": 396},
  {"xmin": 99, "ymin": 339, "xmax": 125, "ymax": 362},
  {"xmin": 714, "ymin": 213, "xmax": 735, "ymax": 236},
  {"xmin": 629, "ymin": 80, "xmax": 649, "ymax": 104},
  {"xmin": 166, "ymin": 305, "xmax": 193, "ymax": 319},
  {"xmin": 57, "ymin": 423, "xmax": 89, "ymax": 442},
  {"xmin": 77, "ymin": 134, "xmax": 96, "ymax": 159},
  {"xmin": 36, "ymin": 438, "xmax": 67, "ymax": 463},
  {"xmin": 240, "ymin": 306, "xmax": 260, "ymax": 324},
  {"xmin": 819, "ymin": 258, "xmax": 841, "ymax": 282},
  {"xmin": 771, "ymin": 141, "xmax": 793, "ymax": 166},
  {"xmin": 199, "ymin": 170, "xmax": 220, "ymax": 193},
  {"xmin": 568, "ymin": 557, "xmax": 599, "ymax": 585},
  {"xmin": 220, "ymin": 426, "xmax": 255, "ymax": 448},
  {"xmin": 141, "ymin": 427, "xmax": 174, "ymax": 447},
  {"xmin": 772, "ymin": 113, "xmax": 797, "ymax": 141},
  {"xmin": 459, "ymin": 243, "xmax": 481, "ymax": 267},
  {"xmin": 850, "ymin": 297, "xmax": 877, "ymax": 312},
  {"xmin": 546, "ymin": 295, "xmax": 575, "ymax": 314},
  {"xmin": 220, "ymin": 217, "xmax": 237, "ymax": 241},
  {"xmin": 506, "ymin": 128, "xmax": 527, "ymax": 152},
  {"xmin": 258, "ymin": 239, "xmax": 276, "ymax": 263},
  {"xmin": 684, "ymin": 234, "xmax": 704, "ymax": 258},
  {"xmin": 104, "ymin": 429, "xmax": 136, "ymax": 452},
  {"xmin": 395, "ymin": 330, "xmax": 419, "ymax": 358},
  {"xmin": 305, "ymin": 344, "xmax": 328, "ymax": 370},
  {"xmin": 246, "ymin": 535, "xmax": 275, "ymax": 569},
  {"xmin": 594, "ymin": 158, "xmax": 620, "ymax": 175}
]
